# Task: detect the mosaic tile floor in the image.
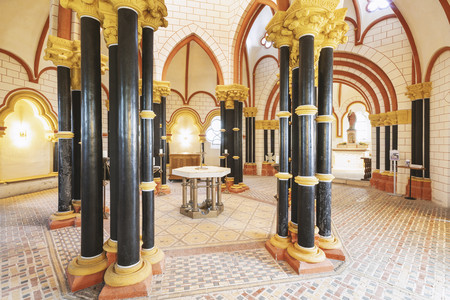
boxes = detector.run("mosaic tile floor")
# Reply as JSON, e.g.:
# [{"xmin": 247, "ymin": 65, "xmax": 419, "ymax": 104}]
[{"xmin": 0, "ymin": 175, "xmax": 448, "ymax": 299}]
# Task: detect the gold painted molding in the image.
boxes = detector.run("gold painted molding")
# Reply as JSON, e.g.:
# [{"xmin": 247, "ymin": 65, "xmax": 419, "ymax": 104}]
[
  {"xmin": 269, "ymin": 234, "xmax": 290, "ymax": 249},
  {"xmin": 55, "ymin": 131, "xmax": 74, "ymax": 139},
  {"xmin": 316, "ymin": 173, "xmax": 335, "ymax": 182},
  {"xmin": 276, "ymin": 111, "xmax": 291, "ymax": 118},
  {"xmin": 140, "ymin": 110, "xmax": 156, "ymax": 119},
  {"xmin": 316, "ymin": 115, "xmax": 334, "ymax": 123},
  {"xmin": 275, "ymin": 172, "xmax": 293, "ymax": 180},
  {"xmin": 104, "ymin": 259, "xmax": 152, "ymax": 287},
  {"xmin": 255, "ymin": 120, "xmax": 279, "ymax": 130},
  {"xmin": 295, "ymin": 105, "xmax": 318, "ymax": 116},
  {"xmin": 67, "ymin": 252, "xmax": 108, "ymax": 276},
  {"xmin": 140, "ymin": 181, "xmax": 156, "ymax": 191},
  {"xmin": 369, "ymin": 110, "xmax": 412, "ymax": 127},
  {"xmin": 295, "ymin": 175, "xmax": 319, "ymax": 186}
]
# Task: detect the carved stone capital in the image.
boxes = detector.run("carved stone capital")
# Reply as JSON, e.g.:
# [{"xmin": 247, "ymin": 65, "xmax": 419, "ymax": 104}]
[
  {"xmin": 99, "ymin": 0, "xmax": 118, "ymax": 46},
  {"xmin": 265, "ymin": 11, "xmax": 293, "ymax": 48},
  {"xmin": 405, "ymin": 82, "xmax": 432, "ymax": 100},
  {"xmin": 60, "ymin": 0, "xmax": 102, "ymax": 20},
  {"xmin": 153, "ymin": 80, "xmax": 171, "ymax": 103},
  {"xmin": 243, "ymin": 107, "xmax": 258, "ymax": 117},
  {"xmin": 101, "ymin": 54, "xmax": 109, "ymax": 75},
  {"xmin": 44, "ymin": 36, "xmax": 77, "ymax": 68},
  {"xmin": 322, "ymin": 8, "xmax": 349, "ymax": 49},
  {"xmin": 141, "ymin": 0, "xmax": 168, "ymax": 30}
]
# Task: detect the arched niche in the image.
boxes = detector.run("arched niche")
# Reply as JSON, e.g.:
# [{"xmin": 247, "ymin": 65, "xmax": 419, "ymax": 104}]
[{"xmin": 0, "ymin": 90, "xmax": 58, "ymax": 180}]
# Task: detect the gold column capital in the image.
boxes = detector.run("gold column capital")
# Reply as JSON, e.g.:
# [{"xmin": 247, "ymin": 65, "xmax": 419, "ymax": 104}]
[
  {"xmin": 153, "ymin": 81, "xmax": 171, "ymax": 103},
  {"xmin": 289, "ymin": 41, "xmax": 299, "ymax": 68},
  {"xmin": 141, "ymin": 0, "xmax": 168, "ymax": 30},
  {"xmin": 101, "ymin": 54, "xmax": 109, "ymax": 75},
  {"xmin": 215, "ymin": 84, "xmax": 249, "ymax": 109},
  {"xmin": 255, "ymin": 120, "xmax": 279, "ymax": 130},
  {"xmin": 265, "ymin": 11, "xmax": 293, "ymax": 48},
  {"xmin": 99, "ymin": 0, "xmax": 118, "ymax": 46},
  {"xmin": 369, "ymin": 110, "xmax": 412, "ymax": 126},
  {"xmin": 61, "ymin": 0, "xmax": 103, "ymax": 21},
  {"xmin": 109, "ymin": 0, "xmax": 148, "ymax": 15},
  {"xmin": 406, "ymin": 82, "xmax": 432, "ymax": 100},
  {"xmin": 243, "ymin": 107, "xmax": 258, "ymax": 117},
  {"xmin": 322, "ymin": 8, "xmax": 349, "ymax": 49},
  {"xmin": 44, "ymin": 35, "xmax": 77, "ymax": 68},
  {"xmin": 284, "ymin": 0, "xmax": 338, "ymax": 39}
]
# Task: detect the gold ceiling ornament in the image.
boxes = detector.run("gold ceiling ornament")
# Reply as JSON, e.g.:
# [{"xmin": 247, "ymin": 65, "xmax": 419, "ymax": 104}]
[
  {"xmin": 99, "ymin": 0, "xmax": 118, "ymax": 46},
  {"xmin": 141, "ymin": 0, "xmax": 168, "ymax": 30},
  {"xmin": 243, "ymin": 107, "xmax": 258, "ymax": 117},
  {"xmin": 265, "ymin": 11, "xmax": 293, "ymax": 48},
  {"xmin": 60, "ymin": 0, "xmax": 103, "ymax": 21},
  {"xmin": 322, "ymin": 8, "xmax": 349, "ymax": 49},
  {"xmin": 284, "ymin": 0, "xmax": 338, "ymax": 39},
  {"xmin": 405, "ymin": 83, "xmax": 432, "ymax": 101},
  {"xmin": 44, "ymin": 36, "xmax": 77, "ymax": 68}
]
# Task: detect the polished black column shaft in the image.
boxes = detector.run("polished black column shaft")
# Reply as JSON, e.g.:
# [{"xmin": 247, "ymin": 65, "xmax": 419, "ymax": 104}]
[
  {"xmin": 270, "ymin": 130, "xmax": 275, "ymax": 156},
  {"xmin": 277, "ymin": 45, "xmax": 290, "ymax": 237},
  {"xmin": 80, "ymin": 16, "xmax": 103, "ymax": 258},
  {"xmin": 117, "ymin": 8, "xmax": 140, "ymax": 267},
  {"xmin": 161, "ymin": 96, "xmax": 167, "ymax": 185},
  {"xmin": 411, "ymin": 98, "xmax": 423, "ymax": 177},
  {"xmin": 424, "ymin": 97, "xmax": 430, "ymax": 178},
  {"xmin": 107, "ymin": 45, "xmax": 118, "ymax": 242},
  {"xmin": 220, "ymin": 101, "xmax": 226, "ymax": 178},
  {"xmin": 376, "ymin": 127, "xmax": 380, "ymax": 170},
  {"xmin": 385, "ymin": 126, "xmax": 391, "ymax": 171},
  {"xmin": 316, "ymin": 47, "xmax": 333, "ymax": 238},
  {"xmin": 153, "ymin": 101, "xmax": 161, "ymax": 177},
  {"xmin": 141, "ymin": 27, "xmax": 155, "ymax": 250},
  {"xmin": 263, "ymin": 130, "xmax": 268, "ymax": 160},
  {"xmin": 237, "ymin": 102, "xmax": 243, "ymax": 184},
  {"xmin": 251, "ymin": 116, "xmax": 256, "ymax": 163},
  {"xmin": 57, "ymin": 66, "xmax": 73, "ymax": 212},
  {"xmin": 245, "ymin": 116, "xmax": 249, "ymax": 163},
  {"xmin": 72, "ymin": 90, "xmax": 81, "ymax": 201},
  {"xmin": 297, "ymin": 35, "xmax": 316, "ymax": 248},
  {"xmin": 290, "ymin": 67, "xmax": 299, "ymax": 225},
  {"xmin": 225, "ymin": 108, "xmax": 234, "ymax": 176},
  {"xmin": 233, "ymin": 100, "xmax": 240, "ymax": 186}
]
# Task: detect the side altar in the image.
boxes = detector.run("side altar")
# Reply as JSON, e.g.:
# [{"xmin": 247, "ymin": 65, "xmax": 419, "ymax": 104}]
[{"xmin": 172, "ymin": 166, "xmax": 230, "ymax": 219}]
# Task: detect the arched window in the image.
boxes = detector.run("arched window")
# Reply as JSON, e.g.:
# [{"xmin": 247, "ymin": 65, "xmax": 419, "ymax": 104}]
[{"xmin": 205, "ymin": 116, "xmax": 221, "ymax": 149}]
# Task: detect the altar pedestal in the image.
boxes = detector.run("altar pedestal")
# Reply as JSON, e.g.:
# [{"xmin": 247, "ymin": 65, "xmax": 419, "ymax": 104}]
[
  {"xmin": 172, "ymin": 166, "xmax": 230, "ymax": 219},
  {"xmin": 332, "ymin": 147, "xmax": 370, "ymax": 180}
]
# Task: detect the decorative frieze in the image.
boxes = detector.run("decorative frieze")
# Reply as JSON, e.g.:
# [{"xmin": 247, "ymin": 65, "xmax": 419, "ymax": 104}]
[
  {"xmin": 369, "ymin": 110, "xmax": 412, "ymax": 127},
  {"xmin": 243, "ymin": 107, "xmax": 258, "ymax": 117},
  {"xmin": 405, "ymin": 82, "xmax": 432, "ymax": 101},
  {"xmin": 255, "ymin": 120, "xmax": 279, "ymax": 130}
]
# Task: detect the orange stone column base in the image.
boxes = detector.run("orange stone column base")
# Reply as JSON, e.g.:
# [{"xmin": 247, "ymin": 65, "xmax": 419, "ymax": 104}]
[
  {"xmin": 151, "ymin": 259, "xmax": 165, "ymax": 275},
  {"xmin": 74, "ymin": 216, "xmax": 81, "ymax": 227},
  {"xmin": 49, "ymin": 217, "xmax": 77, "ymax": 230},
  {"xmin": 243, "ymin": 163, "xmax": 257, "ymax": 175},
  {"xmin": 154, "ymin": 178, "xmax": 162, "ymax": 194},
  {"xmin": 322, "ymin": 248, "xmax": 346, "ymax": 261},
  {"xmin": 106, "ymin": 252, "xmax": 117, "ymax": 266},
  {"xmin": 98, "ymin": 276, "xmax": 152, "ymax": 300},
  {"xmin": 265, "ymin": 240, "xmax": 287, "ymax": 261},
  {"xmin": 225, "ymin": 178, "xmax": 234, "ymax": 191},
  {"xmin": 422, "ymin": 180, "xmax": 432, "ymax": 200},
  {"xmin": 229, "ymin": 184, "xmax": 244, "ymax": 193},
  {"xmin": 405, "ymin": 178, "xmax": 431, "ymax": 200},
  {"xmin": 370, "ymin": 171, "xmax": 380, "ymax": 187},
  {"xmin": 66, "ymin": 268, "xmax": 106, "ymax": 292},
  {"xmin": 285, "ymin": 254, "xmax": 334, "ymax": 275},
  {"xmin": 261, "ymin": 162, "xmax": 276, "ymax": 176},
  {"xmin": 160, "ymin": 184, "xmax": 171, "ymax": 195},
  {"xmin": 385, "ymin": 174, "xmax": 394, "ymax": 193},
  {"xmin": 377, "ymin": 174, "xmax": 387, "ymax": 190}
]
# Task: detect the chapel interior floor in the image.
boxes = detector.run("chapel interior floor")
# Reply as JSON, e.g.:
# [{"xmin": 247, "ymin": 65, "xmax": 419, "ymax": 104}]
[{"xmin": 0, "ymin": 175, "xmax": 448, "ymax": 300}]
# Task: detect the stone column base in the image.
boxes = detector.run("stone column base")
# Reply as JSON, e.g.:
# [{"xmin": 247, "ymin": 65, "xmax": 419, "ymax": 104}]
[
  {"xmin": 66, "ymin": 253, "xmax": 108, "ymax": 292},
  {"xmin": 370, "ymin": 170, "xmax": 381, "ymax": 187},
  {"xmin": 154, "ymin": 178, "xmax": 162, "ymax": 194},
  {"xmin": 48, "ymin": 211, "xmax": 78, "ymax": 230},
  {"xmin": 160, "ymin": 184, "xmax": 171, "ymax": 195},
  {"xmin": 405, "ymin": 177, "xmax": 432, "ymax": 200},
  {"xmin": 72, "ymin": 200, "xmax": 81, "ymax": 213},
  {"xmin": 265, "ymin": 234, "xmax": 290, "ymax": 261},
  {"xmin": 243, "ymin": 163, "xmax": 257, "ymax": 175},
  {"xmin": 261, "ymin": 162, "xmax": 277, "ymax": 176},
  {"xmin": 142, "ymin": 247, "xmax": 165, "ymax": 275},
  {"xmin": 99, "ymin": 274, "xmax": 152, "ymax": 300},
  {"xmin": 103, "ymin": 239, "xmax": 118, "ymax": 266},
  {"xmin": 285, "ymin": 253, "xmax": 334, "ymax": 275},
  {"xmin": 322, "ymin": 248, "xmax": 346, "ymax": 261},
  {"xmin": 239, "ymin": 182, "xmax": 249, "ymax": 191},
  {"xmin": 229, "ymin": 184, "xmax": 244, "ymax": 193},
  {"xmin": 384, "ymin": 173, "xmax": 394, "ymax": 193}
]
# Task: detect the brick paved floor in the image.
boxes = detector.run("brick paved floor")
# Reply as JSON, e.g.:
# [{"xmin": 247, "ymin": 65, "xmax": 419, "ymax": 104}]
[{"xmin": 0, "ymin": 175, "xmax": 448, "ymax": 299}]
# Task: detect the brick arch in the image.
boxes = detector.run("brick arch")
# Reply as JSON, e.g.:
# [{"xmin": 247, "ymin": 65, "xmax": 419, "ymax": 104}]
[
  {"xmin": 231, "ymin": 0, "xmax": 278, "ymax": 83},
  {"xmin": 159, "ymin": 26, "xmax": 226, "ymax": 84}
]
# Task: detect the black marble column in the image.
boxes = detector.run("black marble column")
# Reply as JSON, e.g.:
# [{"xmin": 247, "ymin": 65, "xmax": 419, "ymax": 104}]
[
  {"xmin": 233, "ymin": 100, "xmax": 240, "ymax": 187},
  {"xmin": 153, "ymin": 101, "xmax": 161, "ymax": 178},
  {"xmin": 238, "ymin": 102, "xmax": 243, "ymax": 184},
  {"xmin": 56, "ymin": 66, "xmax": 73, "ymax": 212},
  {"xmin": 161, "ymin": 96, "xmax": 167, "ymax": 186},
  {"xmin": 72, "ymin": 90, "xmax": 81, "ymax": 202},
  {"xmin": 116, "ymin": 7, "xmax": 140, "ymax": 267},
  {"xmin": 251, "ymin": 116, "xmax": 256, "ymax": 163},
  {"xmin": 424, "ymin": 97, "xmax": 430, "ymax": 178},
  {"xmin": 80, "ymin": 16, "xmax": 103, "ymax": 258},
  {"xmin": 141, "ymin": 27, "xmax": 155, "ymax": 250},
  {"xmin": 385, "ymin": 126, "xmax": 391, "ymax": 171},
  {"xmin": 220, "ymin": 101, "xmax": 226, "ymax": 184},
  {"xmin": 277, "ymin": 45, "xmax": 290, "ymax": 238},
  {"xmin": 107, "ymin": 44, "xmax": 118, "ymax": 244},
  {"xmin": 245, "ymin": 116, "xmax": 250, "ymax": 163},
  {"xmin": 225, "ymin": 108, "xmax": 234, "ymax": 177},
  {"xmin": 316, "ymin": 47, "xmax": 333, "ymax": 238},
  {"xmin": 270, "ymin": 130, "xmax": 275, "ymax": 158},
  {"xmin": 376, "ymin": 127, "xmax": 380, "ymax": 170},
  {"xmin": 297, "ymin": 35, "xmax": 316, "ymax": 249},
  {"xmin": 263, "ymin": 130, "xmax": 268, "ymax": 161},
  {"xmin": 411, "ymin": 98, "xmax": 423, "ymax": 177},
  {"xmin": 290, "ymin": 67, "xmax": 299, "ymax": 226}
]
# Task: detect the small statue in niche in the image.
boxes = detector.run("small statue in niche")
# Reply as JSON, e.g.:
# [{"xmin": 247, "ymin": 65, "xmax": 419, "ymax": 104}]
[{"xmin": 347, "ymin": 110, "xmax": 357, "ymax": 144}]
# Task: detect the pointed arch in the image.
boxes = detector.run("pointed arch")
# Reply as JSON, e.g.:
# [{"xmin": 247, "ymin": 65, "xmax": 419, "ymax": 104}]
[
  {"xmin": 159, "ymin": 25, "xmax": 226, "ymax": 83},
  {"xmin": 0, "ymin": 89, "xmax": 58, "ymax": 135}
]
